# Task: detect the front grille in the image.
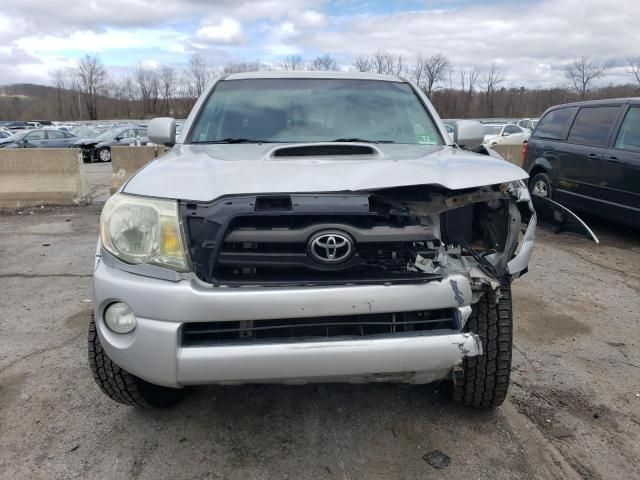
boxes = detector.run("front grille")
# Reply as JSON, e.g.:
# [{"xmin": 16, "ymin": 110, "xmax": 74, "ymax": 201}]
[
  {"xmin": 216, "ymin": 218, "xmax": 440, "ymax": 285},
  {"xmin": 181, "ymin": 309, "xmax": 459, "ymax": 346},
  {"xmin": 181, "ymin": 194, "xmax": 442, "ymax": 286}
]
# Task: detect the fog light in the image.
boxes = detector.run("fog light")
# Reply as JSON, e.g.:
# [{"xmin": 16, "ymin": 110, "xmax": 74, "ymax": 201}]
[{"xmin": 104, "ymin": 302, "xmax": 137, "ymax": 334}]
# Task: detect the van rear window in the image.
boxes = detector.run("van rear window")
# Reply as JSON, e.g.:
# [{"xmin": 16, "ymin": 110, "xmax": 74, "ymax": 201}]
[{"xmin": 534, "ymin": 107, "xmax": 577, "ymax": 140}]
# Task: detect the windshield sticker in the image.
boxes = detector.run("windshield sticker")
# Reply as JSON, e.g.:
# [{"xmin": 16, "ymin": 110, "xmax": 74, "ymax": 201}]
[{"xmin": 417, "ymin": 134, "xmax": 437, "ymax": 145}]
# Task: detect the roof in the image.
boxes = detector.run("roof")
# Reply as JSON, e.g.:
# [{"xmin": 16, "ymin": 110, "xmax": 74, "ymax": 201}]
[
  {"xmin": 547, "ymin": 97, "xmax": 640, "ymax": 110},
  {"xmin": 224, "ymin": 70, "xmax": 405, "ymax": 82}
]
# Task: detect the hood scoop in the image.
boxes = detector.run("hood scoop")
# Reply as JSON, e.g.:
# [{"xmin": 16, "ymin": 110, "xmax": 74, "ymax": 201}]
[{"xmin": 270, "ymin": 143, "xmax": 379, "ymax": 158}]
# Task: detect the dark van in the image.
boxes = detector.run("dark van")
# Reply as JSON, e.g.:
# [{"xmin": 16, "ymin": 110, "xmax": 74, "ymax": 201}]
[{"xmin": 523, "ymin": 98, "xmax": 640, "ymax": 227}]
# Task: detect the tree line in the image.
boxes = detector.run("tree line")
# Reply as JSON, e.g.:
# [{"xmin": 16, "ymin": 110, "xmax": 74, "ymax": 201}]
[{"xmin": 1, "ymin": 52, "xmax": 639, "ymax": 122}]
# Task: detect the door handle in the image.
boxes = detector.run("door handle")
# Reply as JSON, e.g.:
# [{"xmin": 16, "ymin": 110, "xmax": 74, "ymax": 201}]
[
  {"xmin": 606, "ymin": 156, "xmax": 620, "ymax": 163},
  {"xmin": 588, "ymin": 153, "xmax": 600, "ymax": 158}
]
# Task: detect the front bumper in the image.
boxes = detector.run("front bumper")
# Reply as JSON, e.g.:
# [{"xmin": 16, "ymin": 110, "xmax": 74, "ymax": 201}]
[{"xmin": 93, "ymin": 258, "xmax": 482, "ymax": 388}]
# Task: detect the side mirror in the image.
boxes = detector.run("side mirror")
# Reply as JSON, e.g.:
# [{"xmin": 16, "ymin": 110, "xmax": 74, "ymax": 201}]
[
  {"xmin": 148, "ymin": 117, "xmax": 176, "ymax": 147},
  {"xmin": 453, "ymin": 120, "xmax": 484, "ymax": 150},
  {"xmin": 502, "ymin": 132, "xmax": 510, "ymax": 137}
]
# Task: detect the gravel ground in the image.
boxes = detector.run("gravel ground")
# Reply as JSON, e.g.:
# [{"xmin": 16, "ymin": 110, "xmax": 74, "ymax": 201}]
[{"xmin": 0, "ymin": 190, "xmax": 639, "ymax": 479}]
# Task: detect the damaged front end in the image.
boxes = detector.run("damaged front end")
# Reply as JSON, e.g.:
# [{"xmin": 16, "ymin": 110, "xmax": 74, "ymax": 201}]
[{"xmin": 181, "ymin": 181, "xmax": 535, "ymax": 298}]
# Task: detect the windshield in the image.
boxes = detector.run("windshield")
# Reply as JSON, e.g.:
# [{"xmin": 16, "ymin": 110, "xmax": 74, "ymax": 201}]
[
  {"xmin": 483, "ymin": 125, "xmax": 502, "ymax": 135},
  {"xmin": 95, "ymin": 127, "xmax": 123, "ymax": 141},
  {"xmin": 72, "ymin": 126, "xmax": 106, "ymax": 138},
  {"xmin": 188, "ymin": 78, "xmax": 442, "ymax": 145}
]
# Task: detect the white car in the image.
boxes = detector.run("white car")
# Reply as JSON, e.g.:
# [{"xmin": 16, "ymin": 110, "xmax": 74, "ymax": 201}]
[
  {"xmin": 517, "ymin": 118, "xmax": 538, "ymax": 132},
  {"xmin": 482, "ymin": 123, "xmax": 530, "ymax": 146}
]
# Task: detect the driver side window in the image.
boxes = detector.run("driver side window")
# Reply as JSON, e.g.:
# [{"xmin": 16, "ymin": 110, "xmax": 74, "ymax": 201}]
[
  {"xmin": 26, "ymin": 131, "xmax": 46, "ymax": 141},
  {"xmin": 47, "ymin": 130, "xmax": 64, "ymax": 139}
]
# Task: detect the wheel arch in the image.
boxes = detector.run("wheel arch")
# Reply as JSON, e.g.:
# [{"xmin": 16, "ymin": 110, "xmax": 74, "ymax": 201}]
[{"xmin": 527, "ymin": 158, "xmax": 552, "ymax": 186}]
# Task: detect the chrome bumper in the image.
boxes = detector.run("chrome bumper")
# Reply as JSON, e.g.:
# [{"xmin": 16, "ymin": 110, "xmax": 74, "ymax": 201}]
[{"xmin": 93, "ymin": 259, "xmax": 482, "ymax": 388}]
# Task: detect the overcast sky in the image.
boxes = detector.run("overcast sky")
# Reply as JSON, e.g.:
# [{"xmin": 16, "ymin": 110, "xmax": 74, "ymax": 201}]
[{"xmin": 1, "ymin": 0, "xmax": 639, "ymax": 87}]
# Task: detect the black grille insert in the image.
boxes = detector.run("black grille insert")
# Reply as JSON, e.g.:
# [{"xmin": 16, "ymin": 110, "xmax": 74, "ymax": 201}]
[
  {"xmin": 180, "ymin": 194, "xmax": 441, "ymax": 286},
  {"xmin": 182, "ymin": 309, "xmax": 459, "ymax": 346}
]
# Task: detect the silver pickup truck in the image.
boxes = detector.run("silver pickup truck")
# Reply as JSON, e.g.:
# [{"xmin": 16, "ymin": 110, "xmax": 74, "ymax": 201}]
[{"xmin": 89, "ymin": 71, "xmax": 545, "ymax": 409}]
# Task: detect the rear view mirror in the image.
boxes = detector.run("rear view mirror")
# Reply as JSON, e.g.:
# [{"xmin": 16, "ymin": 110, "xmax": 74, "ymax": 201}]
[
  {"xmin": 453, "ymin": 120, "xmax": 484, "ymax": 150},
  {"xmin": 148, "ymin": 117, "xmax": 176, "ymax": 147}
]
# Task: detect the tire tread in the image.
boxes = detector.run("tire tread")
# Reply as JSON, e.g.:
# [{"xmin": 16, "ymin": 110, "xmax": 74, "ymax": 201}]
[{"xmin": 452, "ymin": 285, "xmax": 513, "ymax": 408}]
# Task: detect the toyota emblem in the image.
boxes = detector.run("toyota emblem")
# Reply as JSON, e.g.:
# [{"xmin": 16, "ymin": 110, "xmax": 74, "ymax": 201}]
[{"xmin": 308, "ymin": 231, "xmax": 353, "ymax": 264}]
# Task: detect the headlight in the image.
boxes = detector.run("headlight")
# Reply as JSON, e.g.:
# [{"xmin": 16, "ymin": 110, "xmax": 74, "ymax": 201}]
[{"xmin": 100, "ymin": 193, "xmax": 189, "ymax": 271}]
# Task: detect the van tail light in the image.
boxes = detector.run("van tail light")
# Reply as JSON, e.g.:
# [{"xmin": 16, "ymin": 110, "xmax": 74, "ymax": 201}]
[{"xmin": 522, "ymin": 141, "xmax": 528, "ymax": 164}]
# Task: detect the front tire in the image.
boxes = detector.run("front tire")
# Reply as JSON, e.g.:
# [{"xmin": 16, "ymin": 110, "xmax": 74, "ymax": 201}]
[
  {"xmin": 530, "ymin": 172, "xmax": 551, "ymax": 198},
  {"xmin": 88, "ymin": 313, "xmax": 184, "ymax": 408},
  {"xmin": 97, "ymin": 147, "xmax": 111, "ymax": 162},
  {"xmin": 452, "ymin": 285, "xmax": 513, "ymax": 408}
]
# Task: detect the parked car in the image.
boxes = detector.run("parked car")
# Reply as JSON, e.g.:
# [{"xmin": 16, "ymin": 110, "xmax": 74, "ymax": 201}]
[
  {"xmin": 517, "ymin": 118, "xmax": 539, "ymax": 131},
  {"xmin": 523, "ymin": 98, "xmax": 640, "ymax": 227},
  {"xmin": 74, "ymin": 125, "xmax": 148, "ymax": 162},
  {"xmin": 2, "ymin": 121, "xmax": 31, "ymax": 132},
  {"xmin": 70, "ymin": 125, "xmax": 109, "ymax": 138},
  {"xmin": 44, "ymin": 125, "xmax": 73, "ymax": 133},
  {"xmin": 0, "ymin": 128, "xmax": 77, "ymax": 148},
  {"xmin": 0, "ymin": 130, "xmax": 12, "ymax": 139},
  {"xmin": 89, "ymin": 71, "xmax": 597, "ymax": 410},
  {"xmin": 482, "ymin": 123, "xmax": 530, "ymax": 146}
]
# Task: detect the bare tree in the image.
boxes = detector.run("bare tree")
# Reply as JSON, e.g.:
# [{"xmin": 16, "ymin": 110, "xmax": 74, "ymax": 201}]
[
  {"xmin": 353, "ymin": 55, "xmax": 373, "ymax": 72},
  {"xmin": 280, "ymin": 55, "xmax": 304, "ymax": 71},
  {"xmin": 111, "ymin": 76, "xmax": 135, "ymax": 118},
  {"xmin": 459, "ymin": 66, "xmax": 479, "ymax": 94},
  {"xmin": 419, "ymin": 54, "xmax": 450, "ymax": 97},
  {"xmin": 410, "ymin": 55, "xmax": 427, "ymax": 88},
  {"xmin": 310, "ymin": 54, "xmax": 338, "ymax": 71},
  {"xmin": 372, "ymin": 50, "xmax": 405, "ymax": 75},
  {"xmin": 77, "ymin": 54, "xmax": 108, "ymax": 120},
  {"xmin": 188, "ymin": 53, "xmax": 211, "ymax": 97},
  {"xmin": 627, "ymin": 58, "xmax": 640, "ymax": 87},
  {"xmin": 49, "ymin": 69, "xmax": 69, "ymax": 118},
  {"xmin": 482, "ymin": 63, "xmax": 504, "ymax": 117},
  {"xmin": 222, "ymin": 61, "xmax": 263, "ymax": 74},
  {"xmin": 354, "ymin": 50, "xmax": 405, "ymax": 75},
  {"xmin": 134, "ymin": 64, "xmax": 161, "ymax": 116},
  {"xmin": 565, "ymin": 56, "xmax": 614, "ymax": 99},
  {"xmin": 159, "ymin": 66, "xmax": 176, "ymax": 115}
]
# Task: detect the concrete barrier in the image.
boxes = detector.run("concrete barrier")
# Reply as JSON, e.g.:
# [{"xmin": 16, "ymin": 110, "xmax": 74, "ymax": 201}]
[
  {"xmin": 110, "ymin": 146, "xmax": 169, "ymax": 194},
  {"xmin": 0, "ymin": 148, "xmax": 88, "ymax": 208},
  {"xmin": 490, "ymin": 143, "xmax": 525, "ymax": 167}
]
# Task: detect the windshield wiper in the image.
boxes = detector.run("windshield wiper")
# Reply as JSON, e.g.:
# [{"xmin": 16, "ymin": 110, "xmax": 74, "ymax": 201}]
[
  {"xmin": 330, "ymin": 138, "xmax": 395, "ymax": 144},
  {"xmin": 192, "ymin": 138, "xmax": 274, "ymax": 144}
]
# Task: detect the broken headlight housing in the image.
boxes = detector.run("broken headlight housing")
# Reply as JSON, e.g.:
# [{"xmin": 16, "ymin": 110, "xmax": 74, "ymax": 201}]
[{"xmin": 100, "ymin": 193, "xmax": 189, "ymax": 272}]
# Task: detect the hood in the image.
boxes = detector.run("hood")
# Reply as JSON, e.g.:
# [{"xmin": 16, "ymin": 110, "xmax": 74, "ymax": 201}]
[
  {"xmin": 123, "ymin": 143, "xmax": 528, "ymax": 202},
  {"xmin": 483, "ymin": 134, "xmax": 499, "ymax": 143},
  {"xmin": 73, "ymin": 138, "xmax": 99, "ymax": 146}
]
